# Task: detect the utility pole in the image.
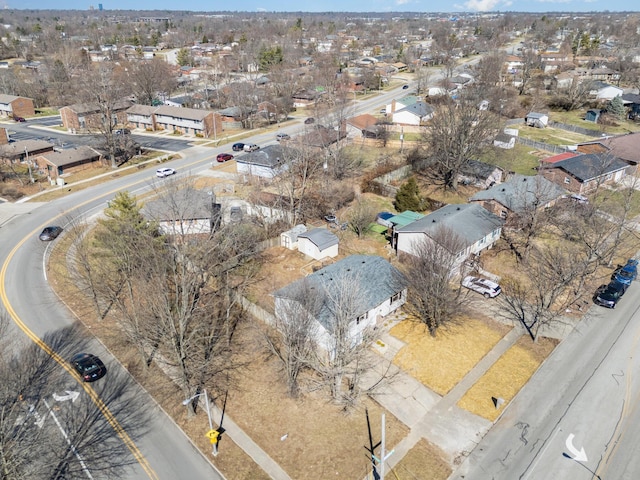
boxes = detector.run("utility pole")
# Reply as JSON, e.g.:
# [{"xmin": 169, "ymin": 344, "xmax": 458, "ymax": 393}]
[{"xmin": 25, "ymin": 147, "xmax": 34, "ymax": 183}]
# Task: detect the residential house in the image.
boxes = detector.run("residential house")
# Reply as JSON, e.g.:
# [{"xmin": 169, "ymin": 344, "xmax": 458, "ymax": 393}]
[
  {"xmin": 152, "ymin": 105, "xmax": 220, "ymax": 138},
  {"xmin": 470, "ymin": 174, "xmax": 566, "ymax": 220},
  {"xmin": 540, "ymin": 153, "xmax": 629, "ymax": 195},
  {"xmin": 236, "ymin": 144, "xmax": 291, "ymax": 179},
  {"xmin": 387, "ymin": 96, "xmax": 434, "ymax": 126},
  {"xmin": 141, "ymin": 187, "xmax": 219, "ymax": 236},
  {"xmin": 621, "ymin": 93, "xmax": 640, "ymax": 120},
  {"xmin": 297, "ymin": 228, "xmax": 339, "ymax": 260},
  {"xmin": 524, "ymin": 112, "xmax": 549, "ymax": 128},
  {"xmin": 0, "ymin": 139, "xmax": 54, "ymax": 164},
  {"xmin": 576, "ymin": 132, "xmax": 640, "ymax": 166},
  {"xmin": 33, "ymin": 146, "xmax": 103, "ymax": 181},
  {"xmin": 458, "ymin": 160, "xmax": 503, "ymax": 188},
  {"xmin": 344, "ymin": 114, "xmax": 380, "ymax": 138},
  {"xmin": 60, "ymin": 99, "xmax": 133, "ymax": 133},
  {"xmin": 394, "ymin": 203, "xmax": 504, "ymax": 270},
  {"xmin": 273, "ymin": 255, "xmax": 407, "ymax": 353},
  {"xmin": 291, "ymin": 89, "xmax": 324, "ymax": 108},
  {"xmin": 0, "ymin": 94, "xmax": 35, "ymax": 119},
  {"xmin": 126, "ymin": 104, "xmax": 157, "ymax": 131},
  {"xmin": 297, "ymin": 125, "xmax": 347, "ymax": 149},
  {"xmin": 589, "ymin": 81, "xmax": 623, "ymax": 101}
]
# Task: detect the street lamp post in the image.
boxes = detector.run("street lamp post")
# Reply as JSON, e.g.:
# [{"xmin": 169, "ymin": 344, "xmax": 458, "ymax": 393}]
[{"xmin": 183, "ymin": 389, "xmax": 219, "ymax": 456}]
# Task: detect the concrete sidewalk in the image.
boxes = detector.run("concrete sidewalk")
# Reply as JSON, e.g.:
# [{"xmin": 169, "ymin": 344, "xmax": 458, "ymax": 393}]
[{"xmin": 366, "ymin": 324, "xmax": 522, "ymax": 470}]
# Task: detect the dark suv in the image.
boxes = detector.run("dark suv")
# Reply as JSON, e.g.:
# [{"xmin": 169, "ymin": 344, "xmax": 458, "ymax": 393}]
[
  {"xmin": 594, "ymin": 280, "xmax": 628, "ymax": 309},
  {"xmin": 612, "ymin": 259, "xmax": 638, "ymax": 286}
]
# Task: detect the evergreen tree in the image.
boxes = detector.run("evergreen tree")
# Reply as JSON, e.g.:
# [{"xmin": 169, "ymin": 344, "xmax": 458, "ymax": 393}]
[
  {"xmin": 394, "ymin": 177, "xmax": 426, "ymax": 212},
  {"xmin": 607, "ymin": 96, "xmax": 625, "ymax": 120}
]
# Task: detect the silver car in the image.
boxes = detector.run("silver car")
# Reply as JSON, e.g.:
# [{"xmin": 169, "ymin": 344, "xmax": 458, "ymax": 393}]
[{"xmin": 462, "ymin": 276, "xmax": 501, "ymax": 298}]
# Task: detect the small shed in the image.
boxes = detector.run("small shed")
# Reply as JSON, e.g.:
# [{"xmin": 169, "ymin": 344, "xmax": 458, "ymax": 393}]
[
  {"xmin": 585, "ymin": 109, "xmax": 602, "ymax": 123},
  {"xmin": 297, "ymin": 228, "xmax": 339, "ymax": 260},
  {"xmin": 493, "ymin": 133, "xmax": 516, "ymax": 149},
  {"xmin": 281, "ymin": 224, "xmax": 307, "ymax": 250},
  {"xmin": 525, "ymin": 112, "xmax": 549, "ymax": 128}
]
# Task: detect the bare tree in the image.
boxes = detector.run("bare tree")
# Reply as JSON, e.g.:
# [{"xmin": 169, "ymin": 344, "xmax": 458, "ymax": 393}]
[
  {"xmin": 401, "ymin": 227, "xmax": 468, "ymax": 336},
  {"xmin": 416, "ymin": 92, "xmax": 499, "ymax": 191},
  {"xmin": 125, "ymin": 58, "xmax": 177, "ymax": 106},
  {"xmin": 347, "ymin": 198, "xmax": 376, "ymax": 238},
  {"xmin": 0, "ymin": 321, "xmax": 149, "ymax": 480},
  {"xmin": 263, "ymin": 279, "xmax": 320, "ymax": 398},
  {"xmin": 498, "ymin": 245, "xmax": 583, "ymax": 341}
]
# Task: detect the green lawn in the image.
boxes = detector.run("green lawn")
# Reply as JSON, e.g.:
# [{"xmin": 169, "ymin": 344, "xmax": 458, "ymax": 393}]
[
  {"xmin": 479, "ymin": 144, "xmax": 540, "ymax": 175},
  {"xmin": 550, "ymin": 109, "xmax": 640, "ymax": 136},
  {"xmin": 592, "ymin": 187, "xmax": 640, "ymax": 219},
  {"xmin": 510, "ymin": 125, "xmax": 594, "ymax": 146}
]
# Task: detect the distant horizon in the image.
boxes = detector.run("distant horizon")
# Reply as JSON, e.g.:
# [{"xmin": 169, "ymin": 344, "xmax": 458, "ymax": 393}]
[{"xmin": 1, "ymin": 0, "xmax": 639, "ymax": 15}]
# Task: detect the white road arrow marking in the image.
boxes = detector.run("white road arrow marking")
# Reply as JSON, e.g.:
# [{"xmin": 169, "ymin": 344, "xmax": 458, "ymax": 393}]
[
  {"xmin": 566, "ymin": 433, "xmax": 588, "ymax": 462},
  {"xmin": 52, "ymin": 391, "xmax": 80, "ymax": 403}
]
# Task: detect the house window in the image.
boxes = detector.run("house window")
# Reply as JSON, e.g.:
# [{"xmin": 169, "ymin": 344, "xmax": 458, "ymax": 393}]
[
  {"xmin": 356, "ymin": 312, "xmax": 368, "ymax": 325},
  {"xmin": 500, "ymin": 210, "xmax": 507, "ymax": 219},
  {"xmin": 564, "ymin": 177, "xmax": 570, "ymax": 184},
  {"xmin": 391, "ymin": 292, "xmax": 402, "ymax": 303}
]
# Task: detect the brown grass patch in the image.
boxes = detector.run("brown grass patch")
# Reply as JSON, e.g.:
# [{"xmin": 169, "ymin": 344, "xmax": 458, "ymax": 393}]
[
  {"xmin": 457, "ymin": 335, "xmax": 558, "ymax": 421},
  {"xmin": 389, "ymin": 438, "xmax": 452, "ymax": 480},
  {"xmin": 390, "ymin": 316, "xmax": 512, "ymax": 395}
]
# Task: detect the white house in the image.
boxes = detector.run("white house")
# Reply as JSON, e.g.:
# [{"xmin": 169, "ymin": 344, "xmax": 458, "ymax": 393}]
[
  {"xmin": 272, "ymin": 255, "xmax": 407, "ymax": 353},
  {"xmin": 395, "ymin": 203, "xmax": 504, "ymax": 270},
  {"xmin": 524, "ymin": 112, "xmax": 549, "ymax": 128},
  {"xmin": 236, "ymin": 145, "xmax": 290, "ymax": 179},
  {"xmin": 141, "ymin": 188, "xmax": 219, "ymax": 236},
  {"xmin": 297, "ymin": 228, "xmax": 339, "ymax": 260},
  {"xmin": 590, "ymin": 81, "xmax": 623, "ymax": 101}
]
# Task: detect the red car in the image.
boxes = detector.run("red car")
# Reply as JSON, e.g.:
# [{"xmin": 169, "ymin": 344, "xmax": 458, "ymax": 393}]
[{"xmin": 217, "ymin": 153, "xmax": 234, "ymax": 162}]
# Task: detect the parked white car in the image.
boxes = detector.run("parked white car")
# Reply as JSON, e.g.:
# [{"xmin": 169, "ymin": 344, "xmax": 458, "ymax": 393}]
[
  {"xmin": 462, "ymin": 276, "xmax": 501, "ymax": 298},
  {"xmin": 156, "ymin": 167, "xmax": 176, "ymax": 178}
]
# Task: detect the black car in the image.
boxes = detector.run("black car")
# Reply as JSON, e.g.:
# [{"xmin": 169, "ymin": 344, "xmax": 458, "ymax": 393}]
[
  {"xmin": 232, "ymin": 142, "xmax": 245, "ymax": 152},
  {"xmin": 39, "ymin": 226, "xmax": 63, "ymax": 241},
  {"xmin": 304, "ymin": 117, "xmax": 315, "ymax": 124},
  {"xmin": 594, "ymin": 281, "xmax": 628, "ymax": 309},
  {"xmin": 71, "ymin": 353, "xmax": 107, "ymax": 382}
]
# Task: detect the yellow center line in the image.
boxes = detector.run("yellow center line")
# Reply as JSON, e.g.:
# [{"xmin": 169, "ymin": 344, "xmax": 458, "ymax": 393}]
[{"xmin": 1, "ymin": 152, "xmax": 217, "ymax": 479}]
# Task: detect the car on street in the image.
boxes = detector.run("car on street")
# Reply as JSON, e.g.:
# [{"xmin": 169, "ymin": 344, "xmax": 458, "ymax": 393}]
[
  {"xmin": 114, "ymin": 128, "xmax": 130, "ymax": 135},
  {"xmin": 13, "ymin": 115, "xmax": 25, "ymax": 122},
  {"xmin": 304, "ymin": 117, "xmax": 315, "ymax": 124},
  {"xmin": 402, "ymin": 84, "xmax": 409, "ymax": 89},
  {"xmin": 71, "ymin": 353, "xmax": 107, "ymax": 382},
  {"xmin": 462, "ymin": 276, "xmax": 502, "ymax": 298},
  {"xmin": 39, "ymin": 226, "xmax": 63, "ymax": 241},
  {"xmin": 594, "ymin": 280, "xmax": 628, "ymax": 308},
  {"xmin": 156, "ymin": 167, "xmax": 176, "ymax": 178},
  {"xmin": 612, "ymin": 260, "xmax": 638, "ymax": 285},
  {"xmin": 216, "ymin": 153, "xmax": 234, "ymax": 162},
  {"xmin": 243, "ymin": 143, "xmax": 260, "ymax": 152},
  {"xmin": 276, "ymin": 133, "xmax": 290, "ymax": 141},
  {"xmin": 232, "ymin": 142, "xmax": 245, "ymax": 152}
]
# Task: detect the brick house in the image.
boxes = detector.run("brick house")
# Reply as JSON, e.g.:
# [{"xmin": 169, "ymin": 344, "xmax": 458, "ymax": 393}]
[
  {"xmin": 34, "ymin": 146, "xmax": 103, "ymax": 181},
  {"xmin": 0, "ymin": 94, "xmax": 35, "ymax": 119},
  {"xmin": 470, "ymin": 174, "xmax": 566, "ymax": 220},
  {"xmin": 539, "ymin": 153, "xmax": 629, "ymax": 195},
  {"xmin": 60, "ymin": 99, "xmax": 133, "ymax": 133}
]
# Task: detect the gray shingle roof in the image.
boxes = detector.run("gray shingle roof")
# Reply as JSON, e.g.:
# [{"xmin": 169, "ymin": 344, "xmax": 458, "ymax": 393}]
[
  {"xmin": 273, "ymin": 255, "xmax": 406, "ymax": 329},
  {"xmin": 549, "ymin": 153, "xmax": 628, "ymax": 182},
  {"xmin": 298, "ymin": 228, "xmax": 338, "ymax": 250},
  {"xmin": 236, "ymin": 144, "xmax": 293, "ymax": 168},
  {"xmin": 470, "ymin": 174, "xmax": 566, "ymax": 212},
  {"xmin": 396, "ymin": 101, "xmax": 434, "ymax": 117},
  {"xmin": 141, "ymin": 188, "xmax": 214, "ymax": 221},
  {"xmin": 396, "ymin": 203, "xmax": 503, "ymax": 248},
  {"xmin": 154, "ymin": 105, "xmax": 211, "ymax": 120}
]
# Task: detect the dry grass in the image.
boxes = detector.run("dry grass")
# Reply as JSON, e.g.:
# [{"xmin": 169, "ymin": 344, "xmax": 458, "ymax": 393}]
[
  {"xmin": 389, "ymin": 438, "xmax": 452, "ymax": 480},
  {"xmin": 456, "ymin": 335, "xmax": 558, "ymax": 421},
  {"xmin": 390, "ymin": 316, "xmax": 512, "ymax": 396}
]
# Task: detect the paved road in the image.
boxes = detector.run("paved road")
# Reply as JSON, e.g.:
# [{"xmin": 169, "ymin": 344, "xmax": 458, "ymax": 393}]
[
  {"xmin": 0, "ymin": 146, "xmax": 227, "ymax": 479},
  {"xmin": 451, "ymin": 282, "xmax": 640, "ymax": 479}
]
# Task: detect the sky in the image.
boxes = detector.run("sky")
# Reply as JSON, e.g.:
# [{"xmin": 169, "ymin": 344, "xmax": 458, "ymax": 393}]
[{"xmin": 5, "ymin": 0, "xmax": 639, "ymax": 13}]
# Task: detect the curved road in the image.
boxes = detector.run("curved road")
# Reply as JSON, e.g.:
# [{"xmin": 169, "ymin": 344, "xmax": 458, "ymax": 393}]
[{"xmin": 0, "ymin": 145, "xmax": 227, "ymax": 480}]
